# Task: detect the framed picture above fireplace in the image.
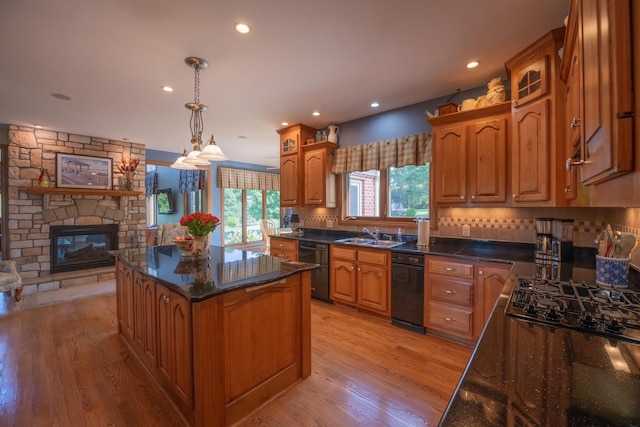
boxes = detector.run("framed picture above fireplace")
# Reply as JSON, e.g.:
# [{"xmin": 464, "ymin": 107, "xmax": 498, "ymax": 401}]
[{"xmin": 56, "ymin": 154, "xmax": 113, "ymax": 189}]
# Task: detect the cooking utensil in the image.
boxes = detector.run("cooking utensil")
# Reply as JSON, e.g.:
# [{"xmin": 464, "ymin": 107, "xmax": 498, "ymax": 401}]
[{"xmin": 618, "ymin": 233, "xmax": 637, "ymax": 258}]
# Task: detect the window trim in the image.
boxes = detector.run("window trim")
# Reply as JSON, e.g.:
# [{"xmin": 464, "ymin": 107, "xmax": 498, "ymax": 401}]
[
  {"xmin": 221, "ymin": 187, "xmax": 281, "ymax": 247},
  {"xmin": 337, "ymin": 163, "xmax": 436, "ymax": 228}
]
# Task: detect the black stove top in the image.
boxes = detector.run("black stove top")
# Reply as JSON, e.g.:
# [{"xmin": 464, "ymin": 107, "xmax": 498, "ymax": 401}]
[{"xmin": 505, "ymin": 277, "xmax": 640, "ymax": 343}]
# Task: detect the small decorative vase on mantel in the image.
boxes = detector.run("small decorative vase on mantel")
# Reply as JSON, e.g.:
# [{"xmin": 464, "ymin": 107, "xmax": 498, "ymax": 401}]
[
  {"xmin": 38, "ymin": 168, "xmax": 51, "ymax": 188},
  {"xmin": 123, "ymin": 171, "xmax": 135, "ymax": 191}
]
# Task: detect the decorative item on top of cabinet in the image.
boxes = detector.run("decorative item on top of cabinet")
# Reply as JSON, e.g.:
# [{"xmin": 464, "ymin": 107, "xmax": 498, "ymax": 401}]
[
  {"xmin": 277, "ymin": 123, "xmax": 318, "ymax": 207},
  {"xmin": 429, "ymin": 102, "xmax": 510, "ymax": 205},
  {"xmin": 330, "ymin": 245, "xmax": 390, "ymax": 317},
  {"xmin": 302, "ymin": 141, "xmax": 337, "ymax": 208},
  {"xmin": 505, "ymin": 28, "xmax": 568, "ymax": 207}
]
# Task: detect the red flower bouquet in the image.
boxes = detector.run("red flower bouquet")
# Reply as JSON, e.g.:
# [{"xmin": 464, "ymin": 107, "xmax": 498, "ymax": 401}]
[{"xmin": 180, "ymin": 212, "xmax": 220, "ymax": 237}]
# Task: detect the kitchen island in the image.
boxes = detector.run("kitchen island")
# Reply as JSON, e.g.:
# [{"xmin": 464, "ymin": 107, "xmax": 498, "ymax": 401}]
[{"xmin": 113, "ymin": 245, "xmax": 318, "ymax": 427}]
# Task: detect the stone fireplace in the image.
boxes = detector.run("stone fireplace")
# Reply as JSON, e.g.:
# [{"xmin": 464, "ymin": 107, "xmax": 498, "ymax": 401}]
[{"xmin": 7, "ymin": 125, "xmax": 147, "ymax": 295}]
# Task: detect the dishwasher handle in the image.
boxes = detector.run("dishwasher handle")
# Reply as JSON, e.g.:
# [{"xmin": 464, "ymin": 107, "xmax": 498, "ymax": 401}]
[{"xmin": 299, "ymin": 245, "xmax": 328, "ymax": 251}]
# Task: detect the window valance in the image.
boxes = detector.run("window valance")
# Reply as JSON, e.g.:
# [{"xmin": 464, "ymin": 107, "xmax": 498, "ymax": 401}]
[
  {"xmin": 332, "ymin": 132, "xmax": 431, "ymax": 174},
  {"xmin": 217, "ymin": 167, "xmax": 280, "ymax": 191}
]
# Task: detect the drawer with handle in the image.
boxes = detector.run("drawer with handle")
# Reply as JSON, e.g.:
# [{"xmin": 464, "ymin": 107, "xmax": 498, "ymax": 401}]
[
  {"xmin": 428, "ymin": 257, "xmax": 473, "ymax": 278},
  {"xmin": 428, "ymin": 301, "xmax": 473, "ymax": 337},
  {"xmin": 429, "ymin": 277, "xmax": 473, "ymax": 306}
]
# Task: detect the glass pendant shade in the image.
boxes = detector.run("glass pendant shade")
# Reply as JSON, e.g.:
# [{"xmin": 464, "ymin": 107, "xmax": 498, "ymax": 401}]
[
  {"xmin": 182, "ymin": 150, "xmax": 211, "ymax": 165},
  {"xmin": 198, "ymin": 143, "xmax": 228, "ymax": 161},
  {"xmin": 170, "ymin": 155, "xmax": 198, "ymax": 170}
]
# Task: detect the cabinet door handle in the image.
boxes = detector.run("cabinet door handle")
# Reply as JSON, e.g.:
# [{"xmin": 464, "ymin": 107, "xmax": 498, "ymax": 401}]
[
  {"xmin": 471, "ymin": 195, "xmax": 476, "ymax": 200},
  {"xmin": 444, "ymin": 289, "xmax": 457, "ymax": 294},
  {"xmin": 445, "ymin": 267, "xmax": 454, "ymax": 271},
  {"xmin": 565, "ymin": 157, "xmax": 585, "ymax": 170},
  {"xmin": 570, "ymin": 117, "xmax": 581, "ymax": 129},
  {"xmin": 478, "ymin": 270, "xmax": 484, "ymax": 275},
  {"xmin": 443, "ymin": 316, "xmax": 456, "ymax": 322},
  {"xmin": 460, "ymin": 196, "xmax": 464, "ymax": 200}
]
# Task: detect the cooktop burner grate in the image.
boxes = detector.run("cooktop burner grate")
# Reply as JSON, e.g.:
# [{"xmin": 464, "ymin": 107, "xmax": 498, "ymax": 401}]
[{"xmin": 505, "ymin": 277, "xmax": 640, "ymax": 343}]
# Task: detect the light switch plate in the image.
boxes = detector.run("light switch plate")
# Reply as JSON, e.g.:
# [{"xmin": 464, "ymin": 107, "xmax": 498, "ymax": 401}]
[
  {"xmin": 462, "ymin": 224, "xmax": 471, "ymax": 237},
  {"xmin": 326, "ymin": 220, "xmax": 334, "ymax": 228}
]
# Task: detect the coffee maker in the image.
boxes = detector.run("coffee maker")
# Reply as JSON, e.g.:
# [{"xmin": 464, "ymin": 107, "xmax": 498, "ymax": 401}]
[{"xmin": 535, "ymin": 218, "xmax": 574, "ymax": 280}]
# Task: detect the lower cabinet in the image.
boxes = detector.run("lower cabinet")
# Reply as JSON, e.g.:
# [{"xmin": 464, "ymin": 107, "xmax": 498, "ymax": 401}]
[
  {"xmin": 269, "ymin": 236, "xmax": 298, "ymax": 261},
  {"xmin": 156, "ymin": 284, "xmax": 193, "ymax": 411},
  {"xmin": 330, "ymin": 245, "xmax": 390, "ymax": 317},
  {"xmin": 425, "ymin": 255, "xmax": 511, "ymax": 342},
  {"xmin": 117, "ymin": 261, "xmax": 194, "ymax": 414}
]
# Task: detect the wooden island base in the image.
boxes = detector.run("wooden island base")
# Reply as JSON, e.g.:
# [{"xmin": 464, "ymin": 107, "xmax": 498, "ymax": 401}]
[{"xmin": 116, "ymin": 259, "xmax": 312, "ymax": 426}]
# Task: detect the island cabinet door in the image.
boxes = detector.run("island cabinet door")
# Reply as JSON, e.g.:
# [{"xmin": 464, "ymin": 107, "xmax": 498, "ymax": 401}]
[
  {"xmin": 156, "ymin": 284, "xmax": 194, "ymax": 411},
  {"xmin": 116, "ymin": 260, "xmax": 135, "ymax": 343}
]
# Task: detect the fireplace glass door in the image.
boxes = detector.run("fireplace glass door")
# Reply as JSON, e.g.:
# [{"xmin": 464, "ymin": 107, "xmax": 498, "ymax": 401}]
[{"xmin": 51, "ymin": 224, "xmax": 118, "ymax": 273}]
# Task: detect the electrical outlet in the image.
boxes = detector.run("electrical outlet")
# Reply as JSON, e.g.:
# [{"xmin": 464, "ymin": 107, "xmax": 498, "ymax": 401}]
[
  {"xmin": 326, "ymin": 220, "xmax": 334, "ymax": 228},
  {"xmin": 462, "ymin": 224, "xmax": 471, "ymax": 237}
]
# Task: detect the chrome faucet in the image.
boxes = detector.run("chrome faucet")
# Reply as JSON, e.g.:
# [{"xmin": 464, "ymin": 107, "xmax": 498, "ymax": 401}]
[{"xmin": 362, "ymin": 226, "xmax": 379, "ymax": 241}]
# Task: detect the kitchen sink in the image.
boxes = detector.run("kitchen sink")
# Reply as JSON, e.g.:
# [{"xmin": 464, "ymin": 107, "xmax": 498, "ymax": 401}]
[{"xmin": 335, "ymin": 237, "xmax": 404, "ymax": 248}]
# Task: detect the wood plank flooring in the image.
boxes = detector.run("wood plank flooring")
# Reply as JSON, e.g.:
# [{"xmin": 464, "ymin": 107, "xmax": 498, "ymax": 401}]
[{"xmin": 0, "ymin": 291, "xmax": 472, "ymax": 426}]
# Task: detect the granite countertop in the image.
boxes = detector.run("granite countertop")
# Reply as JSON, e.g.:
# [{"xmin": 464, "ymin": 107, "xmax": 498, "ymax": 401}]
[{"xmin": 112, "ymin": 245, "xmax": 319, "ymax": 302}]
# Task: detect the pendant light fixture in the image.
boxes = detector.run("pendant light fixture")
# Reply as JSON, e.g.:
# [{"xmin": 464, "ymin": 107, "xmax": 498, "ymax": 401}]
[{"xmin": 170, "ymin": 57, "xmax": 228, "ymax": 169}]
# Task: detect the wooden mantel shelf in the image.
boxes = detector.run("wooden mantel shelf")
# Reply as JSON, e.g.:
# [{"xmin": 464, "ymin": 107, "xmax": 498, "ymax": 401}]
[
  {"xmin": 20, "ymin": 187, "xmax": 143, "ymax": 197},
  {"xmin": 19, "ymin": 186, "xmax": 143, "ymax": 209}
]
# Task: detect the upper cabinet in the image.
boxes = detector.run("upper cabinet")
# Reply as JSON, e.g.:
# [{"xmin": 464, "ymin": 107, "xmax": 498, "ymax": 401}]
[
  {"xmin": 578, "ymin": 0, "xmax": 634, "ymax": 185},
  {"xmin": 278, "ymin": 124, "xmax": 338, "ymax": 208},
  {"xmin": 430, "ymin": 103, "xmax": 510, "ymax": 205},
  {"xmin": 505, "ymin": 28, "xmax": 567, "ymax": 206},
  {"xmin": 277, "ymin": 124, "xmax": 317, "ymax": 207},
  {"xmin": 303, "ymin": 142, "xmax": 337, "ymax": 208}
]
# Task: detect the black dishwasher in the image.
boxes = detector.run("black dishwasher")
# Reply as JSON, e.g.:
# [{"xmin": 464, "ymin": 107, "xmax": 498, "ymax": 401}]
[
  {"xmin": 391, "ymin": 252, "xmax": 426, "ymax": 334},
  {"xmin": 297, "ymin": 241, "xmax": 331, "ymax": 302}
]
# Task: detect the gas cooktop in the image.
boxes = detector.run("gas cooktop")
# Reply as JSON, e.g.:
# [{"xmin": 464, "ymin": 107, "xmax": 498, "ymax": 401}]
[{"xmin": 505, "ymin": 277, "xmax": 640, "ymax": 344}]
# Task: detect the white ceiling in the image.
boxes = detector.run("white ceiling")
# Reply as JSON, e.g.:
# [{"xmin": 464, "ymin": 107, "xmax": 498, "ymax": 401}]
[{"xmin": 0, "ymin": 0, "xmax": 568, "ymax": 168}]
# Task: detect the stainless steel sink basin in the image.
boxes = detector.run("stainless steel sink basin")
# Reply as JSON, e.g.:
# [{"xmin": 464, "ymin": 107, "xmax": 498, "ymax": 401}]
[{"xmin": 336, "ymin": 237, "xmax": 404, "ymax": 248}]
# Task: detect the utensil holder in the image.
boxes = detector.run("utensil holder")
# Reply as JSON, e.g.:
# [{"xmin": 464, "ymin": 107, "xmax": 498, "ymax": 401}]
[{"xmin": 595, "ymin": 255, "xmax": 630, "ymax": 287}]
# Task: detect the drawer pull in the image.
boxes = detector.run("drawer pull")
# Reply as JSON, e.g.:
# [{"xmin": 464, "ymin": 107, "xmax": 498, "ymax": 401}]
[
  {"xmin": 444, "ymin": 289, "xmax": 456, "ymax": 294},
  {"xmin": 443, "ymin": 316, "xmax": 456, "ymax": 322},
  {"xmin": 445, "ymin": 267, "xmax": 454, "ymax": 271}
]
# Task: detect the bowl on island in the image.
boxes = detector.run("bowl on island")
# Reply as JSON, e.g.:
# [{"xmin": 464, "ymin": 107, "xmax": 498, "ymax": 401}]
[{"xmin": 174, "ymin": 237, "xmax": 193, "ymax": 256}]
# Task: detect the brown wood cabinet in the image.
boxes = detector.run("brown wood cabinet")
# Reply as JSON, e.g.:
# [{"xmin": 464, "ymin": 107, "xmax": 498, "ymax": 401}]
[
  {"xmin": 303, "ymin": 142, "xmax": 337, "ymax": 207},
  {"xmin": 277, "ymin": 124, "xmax": 317, "ymax": 207},
  {"xmin": 156, "ymin": 283, "xmax": 193, "ymax": 413},
  {"xmin": 279, "ymin": 154, "xmax": 299, "ymax": 206},
  {"xmin": 269, "ymin": 236, "xmax": 298, "ymax": 261},
  {"xmin": 430, "ymin": 103, "xmax": 510, "ymax": 205},
  {"xmin": 425, "ymin": 256, "xmax": 475, "ymax": 340},
  {"xmin": 506, "ymin": 28, "xmax": 567, "ymax": 207},
  {"xmin": 580, "ymin": 0, "xmax": 633, "ymax": 185},
  {"xmin": 425, "ymin": 256, "xmax": 511, "ymax": 342},
  {"xmin": 115, "ymin": 256, "xmax": 312, "ymax": 426},
  {"xmin": 330, "ymin": 245, "xmax": 390, "ymax": 316}
]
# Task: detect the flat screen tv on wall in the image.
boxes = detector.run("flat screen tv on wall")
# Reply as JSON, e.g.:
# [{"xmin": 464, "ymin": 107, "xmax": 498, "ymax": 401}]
[{"xmin": 157, "ymin": 188, "xmax": 174, "ymax": 214}]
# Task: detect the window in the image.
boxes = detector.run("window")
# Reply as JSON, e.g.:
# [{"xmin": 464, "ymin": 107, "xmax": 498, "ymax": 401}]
[
  {"xmin": 222, "ymin": 188, "xmax": 280, "ymax": 245},
  {"xmin": 345, "ymin": 163, "xmax": 430, "ymax": 221}
]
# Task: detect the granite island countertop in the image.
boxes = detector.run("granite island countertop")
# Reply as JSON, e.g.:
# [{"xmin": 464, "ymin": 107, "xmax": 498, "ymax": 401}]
[{"xmin": 112, "ymin": 244, "xmax": 319, "ymax": 301}]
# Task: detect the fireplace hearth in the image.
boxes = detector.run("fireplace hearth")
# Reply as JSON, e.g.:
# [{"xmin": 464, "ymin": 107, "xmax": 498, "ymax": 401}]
[{"xmin": 50, "ymin": 224, "xmax": 118, "ymax": 273}]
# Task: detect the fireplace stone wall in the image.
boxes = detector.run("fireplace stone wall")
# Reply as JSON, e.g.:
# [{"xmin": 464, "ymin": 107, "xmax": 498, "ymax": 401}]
[{"xmin": 7, "ymin": 125, "xmax": 147, "ymax": 295}]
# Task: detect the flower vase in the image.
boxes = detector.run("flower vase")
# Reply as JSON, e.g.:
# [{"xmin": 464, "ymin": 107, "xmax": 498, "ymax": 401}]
[
  {"xmin": 38, "ymin": 168, "xmax": 51, "ymax": 188},
  {"xmin": 123, "ymin": 171, "xmax": 135, "ymax": 191},
  {"xmin": 190, "ymin": 236, "xmax": 208, "ymax": 258}
]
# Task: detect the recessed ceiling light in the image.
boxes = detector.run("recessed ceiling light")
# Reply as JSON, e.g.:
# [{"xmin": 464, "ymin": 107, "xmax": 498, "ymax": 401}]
[
  {"xmin": 281, "ymin": 122, "xmax": 289, "ymax": 126},
  {"xmin": 312, "ymin": 111, "xmax": 320, "ymax": 116},
  {"xmin": 371, "ymin": 102, "xmax": 380, "ymax": 108},
  {"xmin": 122, "ymin": 137, "xmax": 129, "ymax": 141},
  {"xmin": 466, "ymin": 60, "xmax": 480, "ymax": 69},
  {"xmin": 34, "ymin": 124, "xmax": 43, "ymax": 129},
  {"xmin": 161, "ymin": 86, "xmax": 173, "ymax": 92},
  {"xmin": 235, "ymin": 22, "xmax": 250, "ymax": 34},
  {"xmin": 238, "ymin": 135, "xmax": 247, "ymax": 139}
]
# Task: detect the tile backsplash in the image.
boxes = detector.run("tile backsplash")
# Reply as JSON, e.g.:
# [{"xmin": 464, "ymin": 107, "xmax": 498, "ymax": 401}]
[{"xmin": 295, "ymin": 206, "xmax": 640, "ymax": 270}]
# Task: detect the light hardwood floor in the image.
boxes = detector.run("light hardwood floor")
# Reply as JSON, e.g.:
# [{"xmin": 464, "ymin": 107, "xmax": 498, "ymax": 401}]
[{"xmin": 0, "ymin": 290, "xmax": 472, "ymax": 426}]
